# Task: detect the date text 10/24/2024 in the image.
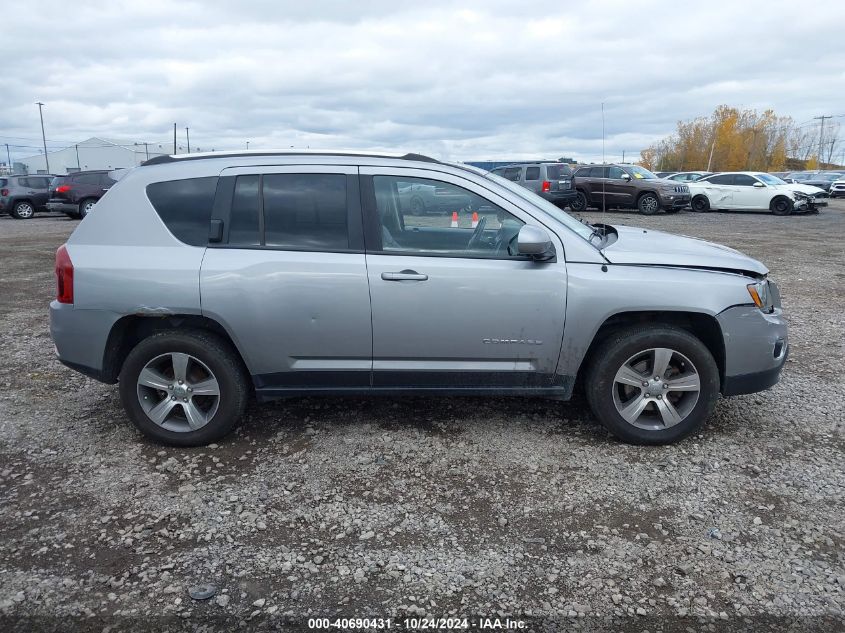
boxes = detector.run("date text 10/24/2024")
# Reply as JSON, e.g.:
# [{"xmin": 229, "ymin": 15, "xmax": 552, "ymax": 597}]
[{"xmin": 308, "ymin": 617, "xmax": 527, "ymax": 630}]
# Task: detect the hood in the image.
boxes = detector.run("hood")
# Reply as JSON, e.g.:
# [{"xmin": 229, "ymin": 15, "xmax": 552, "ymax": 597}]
[
  {"xmin": 777, "ymin": 183, "xmax": 826, "ymax": 195},
  {"xmin": 601, "ymin": 225, "xmax": 768, "ymax": 276}
]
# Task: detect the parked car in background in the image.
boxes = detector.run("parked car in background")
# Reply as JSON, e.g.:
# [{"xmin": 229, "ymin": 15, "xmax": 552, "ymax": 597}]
[
  {"xmin": 50, "ymin": 150, "xmax": 787, "ymax": 447},
  {"xmin": 46, "ymin": 170, "xmax": 117, "ymax": 218},
  {"xmin": 0, "ymin": 174, "xmax": 53, "ymax": 219},
  {"xmin": 786, "ymin": 172, "xmax": 839, "ymax": 192},
  {"xmin": 489, "ymin": 162, "xmax": 577, "ymax": 208},
  {"xmin": 688, "ymin": 172, "xmax": 826, "ymax": 214},
  {"xmin": 396, "ymin": 180, "xmax": 473, "ymax": 215},
  {"xmin": 570, "ymin": 164, "xmax": 690, "ymax": 214},
  {"xmin": 829, "ymin": 176, "xmax": 845, "ymax": 198},
  {"xmin": 654, "ymin": 171, "xmax": 674, "ymax": 178},
  {"xmin": 665, "ymin": 171, "xmax": 712, "ymax": 182}
]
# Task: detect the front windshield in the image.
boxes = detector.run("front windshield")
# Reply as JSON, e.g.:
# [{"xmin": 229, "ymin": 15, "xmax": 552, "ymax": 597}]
[
  {"xmin": 756, "ymin": 173, "xmax": 786, "ymax": 185},
  {"xmin": 484, "ymin": 172, "xmax": 595, "ymax": 241},
  {"xmin": 627, "ymin": 165, "xmax": 658, "ymax": 180}
]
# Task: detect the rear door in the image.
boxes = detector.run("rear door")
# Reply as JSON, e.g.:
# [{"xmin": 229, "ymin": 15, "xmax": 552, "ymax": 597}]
[
  {"xmin": 26, "ymin": 176, "xmax": 52, "ymax": 207},
  {"xmin": 700, "ymin": 174, "xmax": 737, "ymax": 208},
  {"xmin": 523, "ymin": 165, "xmax": 541, "ymax": 195},
  {"xmin": 360, "ymin": 167, "xmax": 568, "ymax": 391},
  {"xmin": 200, "ymin": 165, "xmax": 373, "ymax": 392}
]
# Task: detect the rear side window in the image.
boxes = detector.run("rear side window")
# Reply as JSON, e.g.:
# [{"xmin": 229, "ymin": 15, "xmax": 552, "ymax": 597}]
[
  {"xmin": 546, "ymin": 164, "xmax": 572, "ymax": 179},
  {"xmin": 524, "ymin": 166, "xmax": 540, "ymax": 181},
  {"xmin": 146, "ymin": 177, "xmax": 218, "ymax": 246},
  {"xmin": 74, "ymin": 173, "xmax": 102, "ymax": 185},
  {"xmin": 263, "ymin": 174, "xmax": 348, "ymax": 250},
  {"xmin": 705, "ymin": 174, "xmax": 734, "ymax": 185}
]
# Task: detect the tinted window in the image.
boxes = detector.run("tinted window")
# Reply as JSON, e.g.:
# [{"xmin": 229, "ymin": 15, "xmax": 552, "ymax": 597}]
[
  {"xmin": 372, "ymin": 176, "xmax": 524, "ymax": 258},
  {"xmin": 546, "ymin": 164, "xmax": 572, "ymax": 179},
  {"xmin": 100, "ymin": 173, "xmax": 116, "ymax": 187},
  {"xmin": 30, "ymin": 177, "xmax": 51, "ymax": 188},
  {"xmin": 229, "ymin": 175, "xmax": 261, "ymax": 246},
  {"xmin": 575, "ymin": 167, "xmax": 594, "ymax": 178},
  {"xmin": 0, "ymin": 179, "xmax": 6, "ymax": 188},
  {"xmin": 608, "ymin": 166, "xmax": 625, "ymax": 179},
  {"xmin": 705, "ymin": 174, "xmax": 735, "ymax": 185},
  {"xmin": 734, "ymin": 174, "xmax": 759, "ymax": 187},
  {"xmin": 74, "ymin": 173, "xmax": 102, "ymax": 185},
  {"xmin": 146, "ymin": 177, "xmax": 218, "ymax": 247},
  {"xmin": 262, "ymin": 174, "xmax": 348, "ymax": 250},
  {"xmin": 525, "ymin": 166, "xmax": 540, "ymax": 181},
  {"xmin": 502, "ymin": 167, "xmax": 522, "ymax": 181}
]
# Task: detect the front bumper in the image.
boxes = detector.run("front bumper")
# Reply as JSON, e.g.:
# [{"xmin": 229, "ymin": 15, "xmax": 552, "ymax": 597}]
[
  {"xmin": 659, "ymin": 193, "xmax": 691, "ymax": 209},
  {"xmin": 46, "ymin": 201, "xmax": 79, "ymax": 215},
  {"xmin": 717, "ymin": 300, "xmax": 788, "ymax": 396}
]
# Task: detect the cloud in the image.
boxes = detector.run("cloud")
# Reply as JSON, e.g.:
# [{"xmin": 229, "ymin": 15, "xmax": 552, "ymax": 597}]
[{"xmin": 1, "ymin": 0, "xmax": 843, "ymax": 164}]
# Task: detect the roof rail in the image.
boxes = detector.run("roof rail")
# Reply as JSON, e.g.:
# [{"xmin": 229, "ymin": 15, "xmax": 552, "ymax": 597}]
[{"xmin": 140, "ymin": 150, "xmax": 441, "ymax": 167}]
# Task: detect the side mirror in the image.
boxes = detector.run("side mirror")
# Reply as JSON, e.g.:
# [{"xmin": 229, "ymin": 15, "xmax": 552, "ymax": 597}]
[
  {"xmin": 621, "ymin": 173, "xmax": 631, "ymax": 181},
  {"xmin": 753, "ymin": 182, "xmax": 765, "ymax": 188},
  {"xmin": 517, "ymin": 225, "xmax": 555, "ymax": 260}
]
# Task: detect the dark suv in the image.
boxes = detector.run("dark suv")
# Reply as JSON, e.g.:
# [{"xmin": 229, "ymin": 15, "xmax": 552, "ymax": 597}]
[
  {"xmin": 0, "ymin": 175, "xmax": 53, "ymax": 219},
  {"xmin": 490, "ymin": 162, "xmax": 577, "ymax": 208},
  {"xmin": 571, "ymin": 164, "xmax": 690, "ymax": 215},
  {"xmin": 47, "ymin": 170, "xmax": 117, "ymax": 219}
]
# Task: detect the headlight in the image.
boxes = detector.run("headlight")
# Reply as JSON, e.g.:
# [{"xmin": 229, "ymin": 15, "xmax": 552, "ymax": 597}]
[
  {"xmin": 793, "ymin": 191, "xmax": 808, "ymax": 200},
  {"xmin": 747, "ymin": 280, "xmax": 773, "ymax": 311}
]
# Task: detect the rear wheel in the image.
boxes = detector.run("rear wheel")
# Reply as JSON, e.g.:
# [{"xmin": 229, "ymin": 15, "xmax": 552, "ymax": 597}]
[
  {"xmin": 770, "ymin": 196, "xmax": 792, "ymax": 216},
  {"xmin": 78, "ymin": 198, "xmax": 97, "ymax": 219},
  {"xmin": 691, "ymin": 195, "xmax": 710, "ymax": 212},
  {"xmin": 637, "ymin": 193, "xmax": 660, "ymax": 215},
  {"xmin": 585, "ymin": 325, "xmax": 719, "ymax": 445},
  {"xmin": 410, "ymin": 196, "xmax": 426, "ymax": 216},
  {"xmin": 570, "ymin": 190, "xmax": 588, "ymax": 212},
  {"xmin": 119, "ymin": 330, "xmax": 249, "ymax": 446},
  {"xmin": 11, "ymin": 201, "xmax": 35, "ymax": 219}
]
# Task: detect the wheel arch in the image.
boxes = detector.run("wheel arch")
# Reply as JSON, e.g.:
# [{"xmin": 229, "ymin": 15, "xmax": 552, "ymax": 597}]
[
  {"xmin": 577, "ymin": 310, "xmax": 725, "ymax": 389},
  {"xmin": 101, "ymin": 314, "xmax": 251, "ymax": 384}
]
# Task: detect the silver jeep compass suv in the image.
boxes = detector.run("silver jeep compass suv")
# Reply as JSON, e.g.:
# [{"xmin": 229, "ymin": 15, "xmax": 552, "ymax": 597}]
[{"xmin": 50, "ymin": 151, "xmax": 788, "ymax": 446}]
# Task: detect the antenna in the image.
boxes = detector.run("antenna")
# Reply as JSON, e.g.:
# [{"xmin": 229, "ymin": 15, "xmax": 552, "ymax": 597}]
[{"xmin": 601, "ymin": 102, "xmax": 607, "ymax": 234}]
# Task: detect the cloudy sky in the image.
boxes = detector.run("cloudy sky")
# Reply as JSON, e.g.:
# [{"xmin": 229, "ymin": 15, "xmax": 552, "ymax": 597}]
[{"xmin": 1, "ymin": 0, "xmax": 843, "ymax": 164}]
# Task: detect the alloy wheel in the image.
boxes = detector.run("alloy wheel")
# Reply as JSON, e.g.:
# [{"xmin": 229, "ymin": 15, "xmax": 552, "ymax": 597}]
[
  {"xmin": 611, "ymin": 347, "xmax": 701, "ymax": 430},
  {"xmin": 15, "ymin": 203, "xmax": 34, "ymax": 219},
  {"xmin": 136, "ymin": 352, "xmax": 220, "ymax": 433}
]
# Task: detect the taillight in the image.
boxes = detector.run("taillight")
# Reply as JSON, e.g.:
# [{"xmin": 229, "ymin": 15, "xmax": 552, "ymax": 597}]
[
  {"xmin": 542, "ymin": 180, "xmax": 551, "ymax": 193},
  {"xmin": 1, "ymin": 188, "xmax": 8, "ymax": 196},
  {"xmin": 55, "ymin": 244, "xmax": 74, "ymax": 304},
  {"xmin": 56, "ymin": 184, "xmax": 71, "ymax": 193}
]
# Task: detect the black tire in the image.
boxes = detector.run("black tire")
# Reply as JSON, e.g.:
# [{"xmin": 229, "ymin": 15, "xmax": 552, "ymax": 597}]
[
  {"xmin": 119, "ymin": 330, "xmax": 249, "ymax": 446},
  {"xmin": 637, "ymin": 192, "xmax": 660, "ymax": 215},
  {"xmin": 78, "ymin": 198, "xmax": 97, "ymax": 219},
  {"xmin": 570, "ymin": 190, "xmax": 588, "ymax": 212},
  {"xmin": 584, "ymin": 325, "xmax": 719, "ymax": 445},
  {"xmin": 690, "ymin": 195, "xmax": 710, "ymax": 212},
  {"xmin": 410, "ymin": 196, "xmax": 426, "ymax": 216},
  {"xmin": 770, "ymin": 196, "xmax": 792, "ymax": 216},
  {"xmin": 11, "ymin": 201, "xmax": 35, "ymax": 219}
]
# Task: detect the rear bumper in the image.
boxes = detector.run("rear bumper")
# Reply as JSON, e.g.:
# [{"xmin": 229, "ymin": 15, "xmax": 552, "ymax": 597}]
[
  {"xmin": 717, "ymin": 302, "xmax": 788, "ymax": 396},
  {"xmin": 540, "ymin": 190, "xmax": 578, "ymax": 205},
  {"xmin": 50, "ymin": 301, "xmax": 120, "ymax": 384}
]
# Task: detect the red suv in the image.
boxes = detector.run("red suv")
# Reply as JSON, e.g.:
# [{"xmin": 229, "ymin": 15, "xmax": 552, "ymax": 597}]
[{"xmin": 46, "ymin": 170, "xmax": 117, "ymax": 219}]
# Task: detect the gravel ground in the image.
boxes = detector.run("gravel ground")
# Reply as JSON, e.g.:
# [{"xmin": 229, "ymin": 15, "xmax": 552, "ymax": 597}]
[{"xmin": 0, "ymin": 203, "xmax": 843, "ymax": 632}]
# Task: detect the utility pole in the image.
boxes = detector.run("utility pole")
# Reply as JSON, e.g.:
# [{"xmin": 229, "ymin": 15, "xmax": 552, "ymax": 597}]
[
  {"xmin": 246, "ymin": 141, "xmax": 250, "ymax": 150},
  {"xmin": 144, "ymin": 142, "xmax": 149, "ymax": 160},
  {"xmin": 622, "ymin": 150, "xmax": 625, "ymax": 163},
  {"xmin": 173, "ymin": 123, "xmax": 177, "ymax": 154},
  {"xmin": 35, "ymin": 102, "xmax": 50, "ymax": 173},
  {"xmin": 75, "ymin": 144, "xmax": 80, "ymax": 169},
  {"xmin": 814, "ymin": 115, "xmax": 832, "ymax": 168},
  {"xmin": 5, "ymin": 143, "xmax": 11, "ymax": 172},
  {"xmin": 186, "ymin": 127, "xmax": 190, "ymax": 153},
  {"xmin": 706, "ymin": 134, "xmax": 716, "ymax": 172}
]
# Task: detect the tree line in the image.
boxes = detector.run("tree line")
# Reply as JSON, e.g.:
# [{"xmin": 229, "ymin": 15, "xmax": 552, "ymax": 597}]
[{"xmin": 638, "ymin": 106, "xmax": 841, "ymax": 172}]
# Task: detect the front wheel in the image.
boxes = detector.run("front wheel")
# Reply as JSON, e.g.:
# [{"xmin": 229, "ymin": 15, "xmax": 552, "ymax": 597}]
[
  {"xmin": 770, "ymin": 196, "xmax": 793, "ymax": 216},
  {"xmin": 637, "ymin": 193, "xmax": 660, "ymax": 215},
  {"xmin": 11, "ymin": 201, "xmax": 35, "ymax": 219},
  {"xmin": 690, "ymin": 195, "xmax": 710, "ymax": 212},
  {"xmin": 584, "ymin": 326, "xmax": 719, "ymax": 445},
  {"xmin": 119, "ymin": 330, "xmax": 249, "ymax": 446}
]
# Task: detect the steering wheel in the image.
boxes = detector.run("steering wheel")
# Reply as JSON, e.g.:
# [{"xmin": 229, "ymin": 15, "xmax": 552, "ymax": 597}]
[{"xmin": 466, "ymin": 216, "xmax": 488, "ymax": 250}]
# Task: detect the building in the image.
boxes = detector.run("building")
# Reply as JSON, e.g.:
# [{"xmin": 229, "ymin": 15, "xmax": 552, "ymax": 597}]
[{"xmin": 15, "ymin": 137, "xmax": 171, "ymax": 175}]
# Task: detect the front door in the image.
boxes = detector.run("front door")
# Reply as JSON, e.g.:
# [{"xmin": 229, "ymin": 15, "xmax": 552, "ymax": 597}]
[
  {"xmin": 360, "ymin": 168, "xmax": 568, "ymax": 391},
  {"xmin": 200, "ymin": 165, "xmax": 373, "ymax": 392},
  {"xmin": 732, "ymin": 174, "xmax": 766, "ymax": 209}
]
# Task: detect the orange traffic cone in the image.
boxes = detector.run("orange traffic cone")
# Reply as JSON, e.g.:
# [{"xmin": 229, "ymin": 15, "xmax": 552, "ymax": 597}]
[
  {"xmin": 450, "ymin": 211, "xmax": 459, "ymax": 228},
  {"xmin": 471, "ymin": 211, "xmax": 479, "ymax": 228}
]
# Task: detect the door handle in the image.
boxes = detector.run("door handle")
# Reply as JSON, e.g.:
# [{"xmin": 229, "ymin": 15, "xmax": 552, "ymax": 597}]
[{"xmin": 381, "ymin": 270, "xmax": 428, "ymax": 282}]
